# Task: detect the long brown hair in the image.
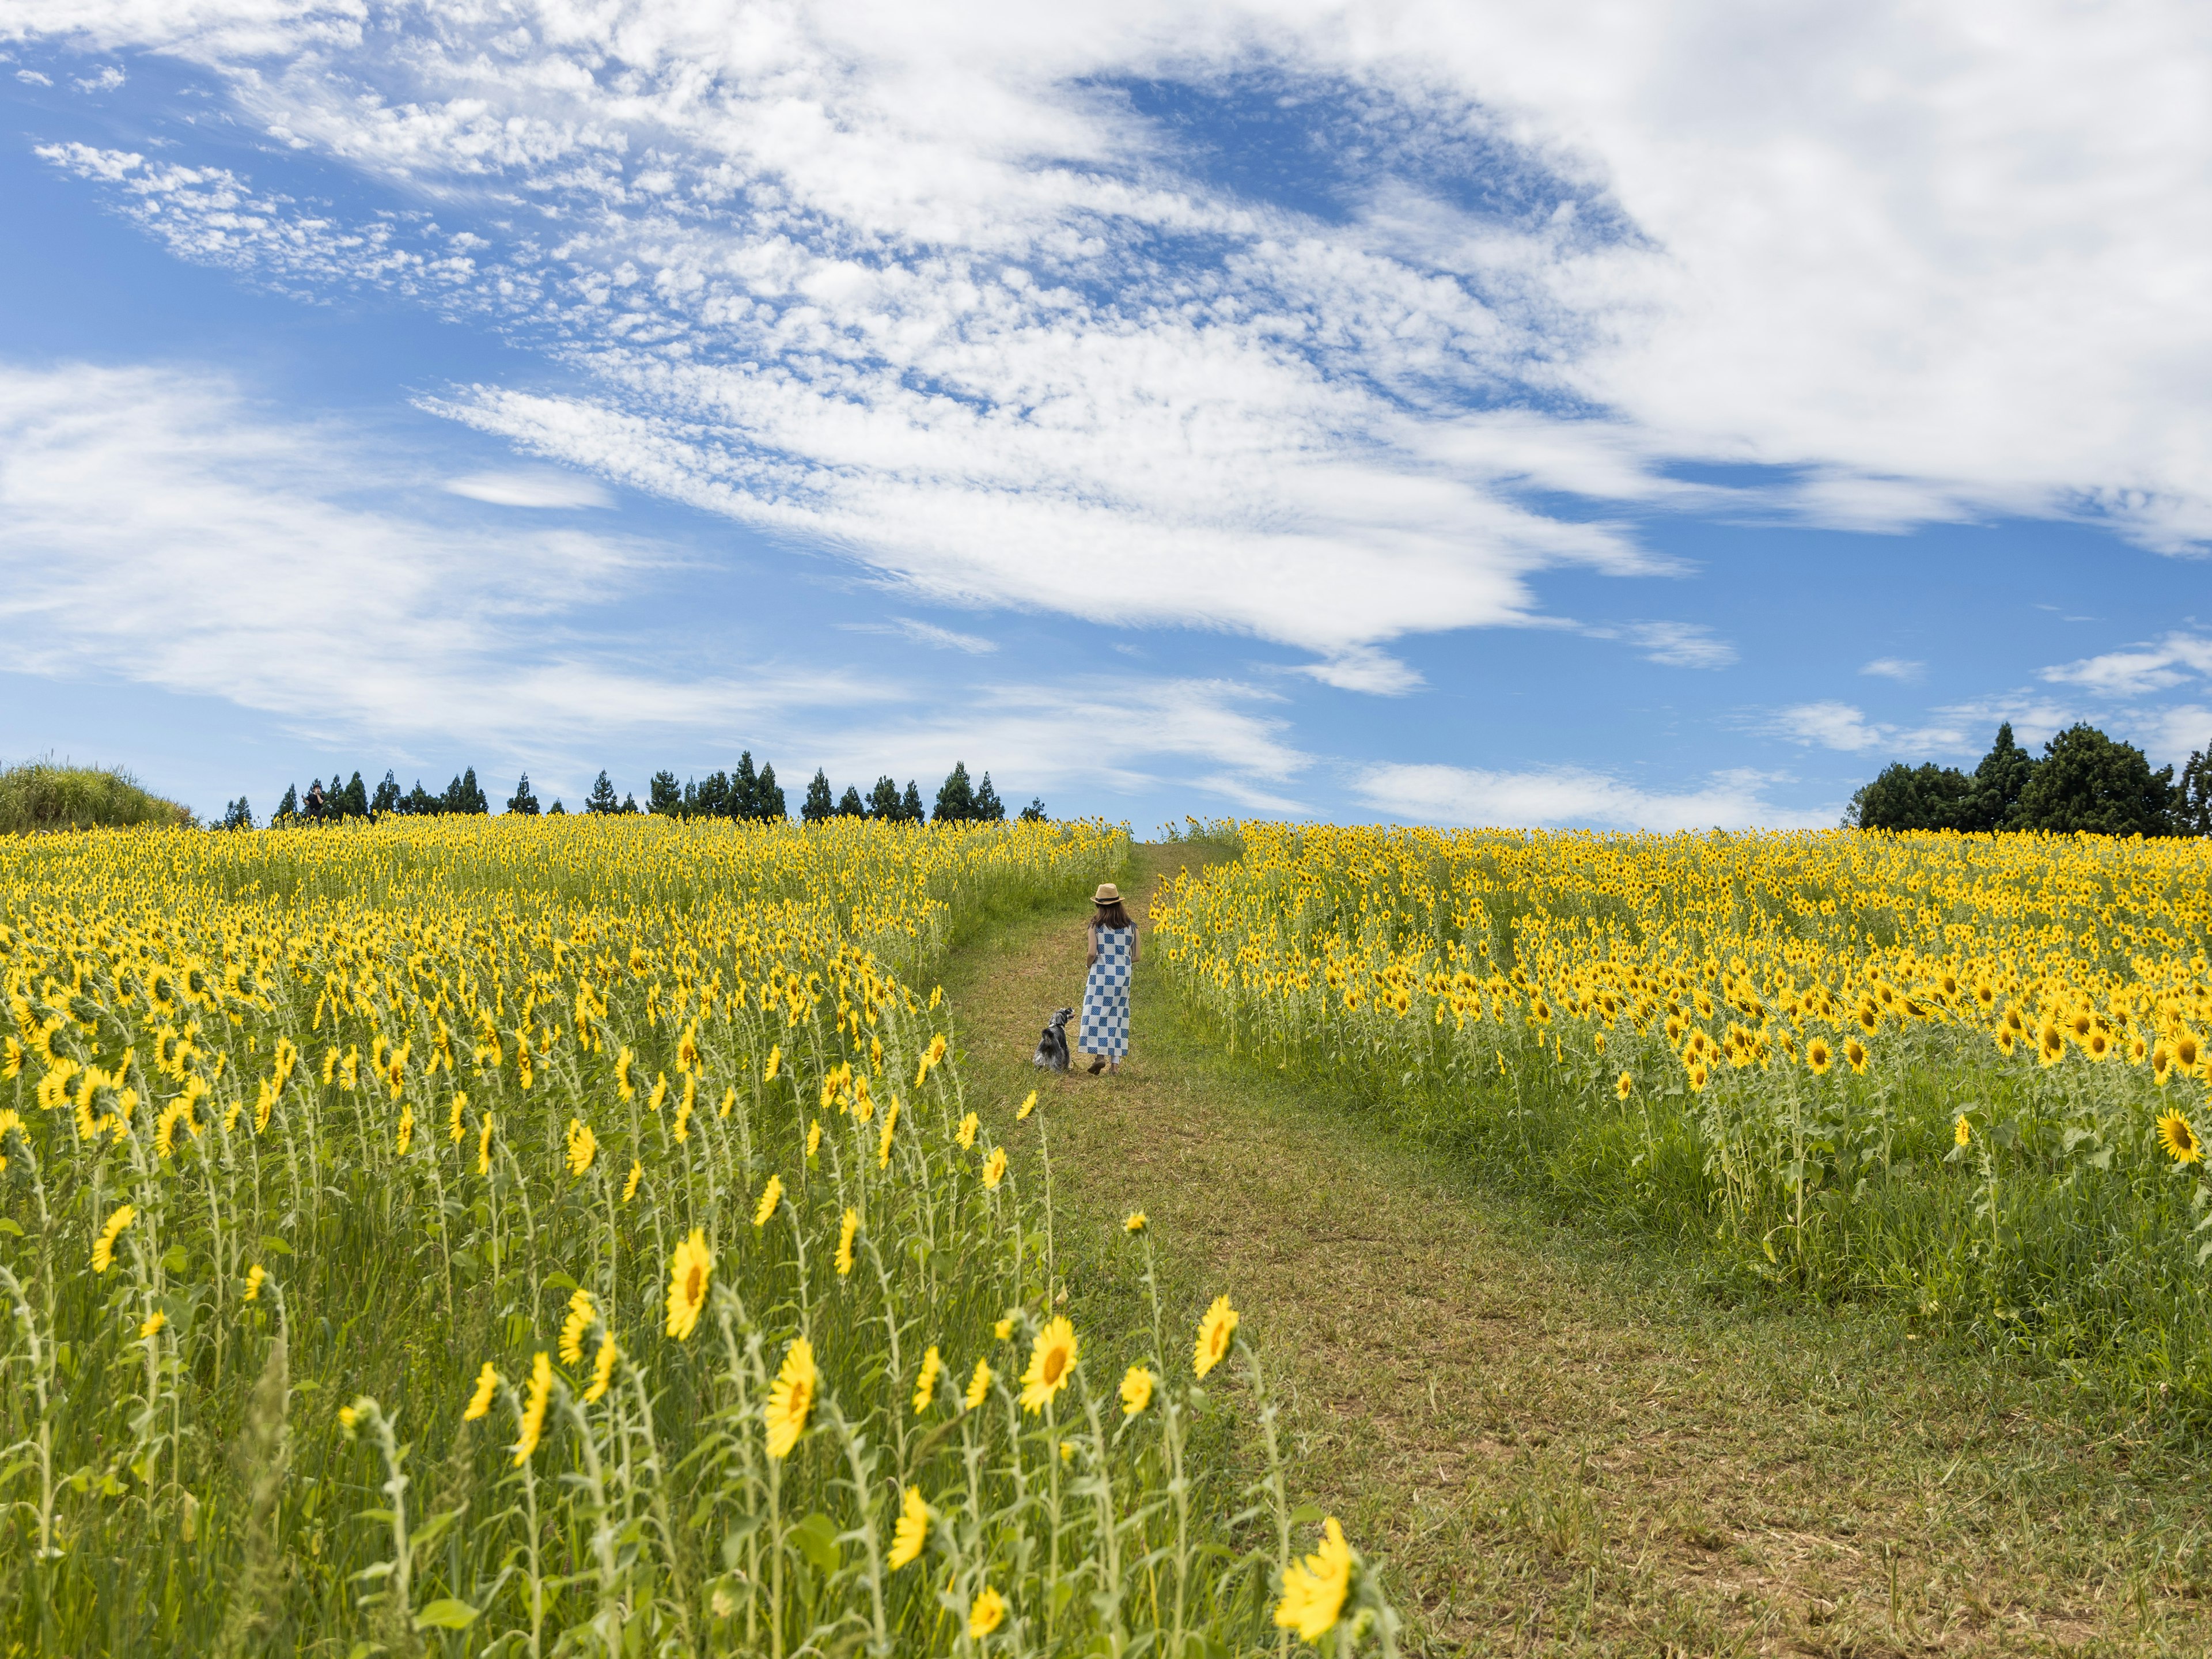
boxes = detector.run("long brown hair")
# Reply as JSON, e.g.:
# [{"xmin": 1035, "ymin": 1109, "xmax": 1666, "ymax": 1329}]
[{"xmin": 1093, "ymin": 898, "xmax": 1131, "ymax": 930}]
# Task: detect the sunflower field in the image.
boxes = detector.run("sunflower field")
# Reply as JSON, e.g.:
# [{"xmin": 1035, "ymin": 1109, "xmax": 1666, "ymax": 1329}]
[
  {"xmin": 1153, "ymin": 822, "xmax": 2212, "ymax": 1415},
  {"xmin": 0, "ymin": 815, "xmax": 1392, "ymax": 1656}
]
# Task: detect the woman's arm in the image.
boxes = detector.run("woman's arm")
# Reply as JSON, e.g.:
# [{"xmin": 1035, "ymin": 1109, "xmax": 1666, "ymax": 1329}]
[
  {"xmin": 1085, "ymin": 921, "xmax": 1097, "ymax": 966},
  {"xmin": 1130, "ymin": 927, "xmax": 1141, "ymax": 967}
]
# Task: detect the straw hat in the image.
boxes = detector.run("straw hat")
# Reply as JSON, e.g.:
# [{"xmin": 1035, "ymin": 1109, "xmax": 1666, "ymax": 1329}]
[{"xmin": 1092, "ymin": 882, "xmax": 1122, "ymax": 905}]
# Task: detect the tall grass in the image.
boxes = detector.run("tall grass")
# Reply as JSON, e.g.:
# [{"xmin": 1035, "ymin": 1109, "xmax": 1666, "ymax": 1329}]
[{"xmin": 0, "ymin": 757, "xmax": 194, "ymax": 834}]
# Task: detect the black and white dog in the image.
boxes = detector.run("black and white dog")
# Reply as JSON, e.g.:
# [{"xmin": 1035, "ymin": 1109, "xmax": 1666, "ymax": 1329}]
[{"xmin": 1032, "ymin": 1006, "xmax": 1074, "ymax": 1071}]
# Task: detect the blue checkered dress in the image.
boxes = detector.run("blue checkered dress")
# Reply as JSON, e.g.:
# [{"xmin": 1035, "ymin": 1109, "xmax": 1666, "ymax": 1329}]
[{"xmin": 1079, "ymin": 924, "xmax": 1134, "ymax": 1059}]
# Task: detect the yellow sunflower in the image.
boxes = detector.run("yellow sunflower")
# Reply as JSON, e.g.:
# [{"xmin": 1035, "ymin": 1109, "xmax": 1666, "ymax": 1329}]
[
  {"xmin": 964, "ymin": 1357, "xmax": 994, "ymax": 1411},
  {"xmin": 1843, "ymin": 1037, "xmax": 1868, "ymax": 1074},
  {"xmin": 1274, "ymin": 1516, "xmax": 1355, "ymax": 1642},
  {"xmin": 665, "ymin": 1228, "xmax": 713, "ymax": 1340},
  {"xmin": 1018, "ymin": 1316, "xmax": 1079, "ymax": 1414},
  {"xmin": 1806, "ymin": 1037, "xmax": 1832, "ymax": 1076},
  {"xmin": 1119, "ymin": 1363, "xmax": 1156, "ymax": 1416},
  {"xmin": 2038, "ymin": 1022, "xmax": 2066, "ymax": 1067},
  {"xmin": 981, "ymin": 1146, "xmax": 1008, "ymax": 1190},
  {"xmin": 968, "ymin": 1585, "xmax": 1006, "ymax": 1639},
  {"xmin": 956, "ymin": 1111, "xmax": 979, "ymax": 1149},
  {"xmin": 92, "ymin": 1202, "xmax": 136, "ymax": 1274},
  {"xmin": 835, "ymin": 1207, "xmax": 859, "ymax": 1276},
  {"xmin": 1194, "ymin": 1294, "xmax": 1238, "ymax": 1380},
  {"xmin": 559, "ymin": 1287, "xmax": 596, "ymax": 1365},
  {"xmin": 583, "ymin": 1337, "xmax": 618, "ymax": 1404},
  {"xmin": 764, "ymin": 1336, "xmax": 818, "ymax": 1459},
  {"xmin": 1124, "ymin": 1210, "xmax": 1148, "ymax": 1234},
  {"xmin": 1953, "ymin": 1114, "xmax": 1971, "ymax": 1148},
  {"xmin": 912, "ymin": 1346, "xmax": 944, "ymax": 1413},
  {"xmin": 2158, "ymin": 1109, "xmax": 2204, "ymax": 1166},
  {"xmin": 464, "ymin": 1361, "xmax": 499, "ymax": 1422},
  {"xmin": 1615, "ymin": 1070, "xmax": 1634, "ymax": 1101},
  {"xmin": 1016, "ymin": 1089, "xmax": 1038, "ymax": 1121},
  {"xmin": 753, "ymin": 1173, "xmax": 784, "ymax": 1227},
  {"xmin": 888, "ymin": 1485, "xmax": 930, "ymax": 1570},
  {"xmin": 2153, "ymin": 1043, "xmax": 2172, "ymax": 1085},
  {"xmin": 513, "ymin": 1351, "xmax": 552, "ymax": 1467}
]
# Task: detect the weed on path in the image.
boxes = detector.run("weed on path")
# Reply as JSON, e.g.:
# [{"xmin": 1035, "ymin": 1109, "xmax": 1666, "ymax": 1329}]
[{"xmin": 944, "ymin": 843, "xmax": 2212, "ymax": 1657}]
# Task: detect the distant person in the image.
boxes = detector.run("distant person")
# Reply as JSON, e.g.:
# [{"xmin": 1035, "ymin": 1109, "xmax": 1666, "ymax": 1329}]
[
  {"xmin": 1077, "ymin": 882, "xmax": 1138, "ymax": 1075},
  {"xmin": 304, "ymin": 781, "xmax": 326, "ymax": 823}
]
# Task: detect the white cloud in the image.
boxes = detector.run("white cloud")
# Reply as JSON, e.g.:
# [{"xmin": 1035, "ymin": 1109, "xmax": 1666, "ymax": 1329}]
[
  {"xmin": 444, "ymin": 469, "xmax": 612, "ymax": 509},
  {"xmin": 16, "ymin": 69, "xmax": 51, "ymax": 85},
  {"xmin": 1585, "ymin": 619, "xmax": 1736, "ymax": 669},
  {"xmin": 73, "ymin": 65, "xmax": 124, "ymax": 91},
  {"xmin": 2041, "ymin": 633, "xmax": 2212, "ymax": 697},
  {"xmin": 20, "ymin": 0, "xmax": 2212, "ymax": 709},
  {"xmin": 1293, "ymin": 647, "xmax": 1424, "ymax": 695},
  {"xmin": 1768, "ymin": 696, "xmax": 2077, "ymax": 757},
  {"xmin": 839, "ymin": 618, "xmax": 998, "ymax": 654},
  {"xmin": 1354, "ymin": 762, "xmax": 1834, "ymax": 831},
  {"xmin": 1860, "ymin": 657, "xmax": 1924, "ymax": 682}
]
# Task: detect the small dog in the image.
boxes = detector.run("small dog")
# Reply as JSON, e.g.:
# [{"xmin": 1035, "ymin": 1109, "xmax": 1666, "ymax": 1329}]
[{"xmin": 1032, "ymin": 1007, "xmax": 1074, "ymax": 1071}]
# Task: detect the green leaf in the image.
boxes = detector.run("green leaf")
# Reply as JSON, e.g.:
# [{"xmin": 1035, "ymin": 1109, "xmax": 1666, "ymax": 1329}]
[
  {"xmin": 1288, "ymin": 1503, "xmax": 1325, "ymax": 1525},
  {"xmin": 260, "ymin": 1234, "xmax": 295, "ymax": 1257},
  {"xmin": 161, "ymin": 1245, "xmax": 190, "ymax": 1274},
  {"xmin": 790, "ymin": 1511, "xmax": 841, "ymax": 1576},
  {"xmin": 0, "ymin": 1218, "xmax": 24, "ymax": 1237},
  {"xmin": 541, "ymin": 1270, "xmax": 578, "ymax": 1291},
  {"xmin": 412, "ymin": 1599, "xmax": 479, "ymax": 1632}
]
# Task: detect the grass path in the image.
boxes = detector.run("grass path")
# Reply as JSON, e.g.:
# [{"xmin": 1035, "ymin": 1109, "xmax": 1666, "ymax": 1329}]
[{"xmin": 941, "ymin": 843, "xmax": 2212, "ymax": 1656}]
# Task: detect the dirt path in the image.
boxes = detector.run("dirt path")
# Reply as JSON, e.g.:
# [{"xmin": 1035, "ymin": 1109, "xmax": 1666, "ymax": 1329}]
[{"xmin": 941, "ymin": 843, "xmax": 2212, "ymax": 1657}]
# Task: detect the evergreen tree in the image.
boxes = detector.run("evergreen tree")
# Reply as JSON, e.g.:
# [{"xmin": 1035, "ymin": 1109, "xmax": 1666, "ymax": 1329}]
[
  {"xmin": 973, "ymin": 772, "xmax": 1005, "ymax": 821},
  {"xmin": 836, "ymin": 784, "xmax": 866, "ymax": 817},
  {"xmin": 695, "ymin": 771, "xmax": 730, "ymax": 819},
  {"xmin": 901, "ymin": 781, "xmax": 925, "ymax": 823},
  {"xmin": 802, "ymin": 768, "xmax": 835, "ymax": 824},
  {"xmin": 442, "ymin": 768, "xmax": 488, "ymax": 815},
  {"xmin": 649, "ymin": 770, "xmax": 683, "ymax": 817},
  {"xmin": 622, "ymin": 792, "xmax": 641, "ymax": 815},
  {"xmin": 867, "ymin": 775, "xmax": 903, "ymax": 819},
  {"xmin": 507, "ymin": 773, "xmax": 541, "ymax": 815},
  {"xmin": 406, "ymin": 779, "xmax": 440, "ymax": 815},
  {"xmin": 586, "ymin": 770, "xmax": 621, "ymax": 815},
  {"xmin": 547, "ymin": 799, "xmax": 567, "ymax": 815},
  {"xmin": 342, "ymin": 771, "xmax": 370, "ymax": 819},
  {"xmin": 1963, "ymin": 722, "xmax": 2036, "ymax": 831},
  {"xmin": 934, "ymin": 762, "xmax": 976, "ymax": 823},
  {"xmin": 731, "ymin": 753, "xmax": 760, "ymax": 820},
  {"xmin": 1846, "ymin": 763, "xmax": 1975, "ymax": 831},
  {"xmin": 222, "ymin": 796, "xmax": 255, "ymax": 830},
  {"xmin": 755, "ymin": 764, "xmax": 787, "ymax": 820},
  {"xmin": 2179, "ymin": 747, "xmax": 2212, "ymax": 837},
  {"xmin": 372, "ymin": 770, "xmax": 402, "ymax": 816},
  {"xmin": 1019, "ymin": 797, "xmax": 1047, "ymax": 822},
  {"xmin": 276, "ymin": 783, "xmax": 300, "ymax": 821},
  {"xmin": 2012, "ymin": 724, "xmax": 2175, "ymax": 836}
]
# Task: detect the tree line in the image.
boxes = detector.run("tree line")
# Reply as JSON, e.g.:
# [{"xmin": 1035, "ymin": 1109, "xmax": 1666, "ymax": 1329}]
[
  {"xmin": 1848, "ymin": 722, "xmax": 2212, "ymax": 836},
  {"xmin": 228, "ymin": 757, "xmax": 1043, "ymax": 828}
]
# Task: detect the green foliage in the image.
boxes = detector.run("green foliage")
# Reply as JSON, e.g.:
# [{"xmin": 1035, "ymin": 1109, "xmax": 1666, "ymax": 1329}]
[
  {"xmin": 506, "ymin": 773, "xmax": 541, "ymax": 816},
  {"xmin": 647, "ymin": 768, "xmax": 683, "ymax": 817},
  {"xmin": 585, "ymin": 770, "xmax": 622, "ymax": 815},
  {"xmin": 0, "ymin": 759, "xmax": 194, "ymax": 834},
  {"xmin": 2015, "ymin": 724, "xmax": 2176, "ymax": 836},
  {"xmin": 801, "ymin": 767, "xmax": 835, "ymax": 824},
  {"xmin": 2181, "ymin": 747, "xmax": 2212, "ymax": 837},
  {"xmin": 1846, "ymin": 761, "xmax": 1975, "ymax": 831}
]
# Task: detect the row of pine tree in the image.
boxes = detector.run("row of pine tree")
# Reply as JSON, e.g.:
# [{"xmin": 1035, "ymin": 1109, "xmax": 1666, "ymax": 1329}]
[
  {"xmin": 229, "ymin": 757, "xmax": 1041, "ymax": 829},
  {"xmin": 1848, "ymin": 723, "xmax": 2212, "ymax": 836}
]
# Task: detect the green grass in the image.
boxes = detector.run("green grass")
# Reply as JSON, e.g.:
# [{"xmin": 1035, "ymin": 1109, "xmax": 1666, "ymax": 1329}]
[
  {"xmin": 945, "ymin": 844, "xmax": 2212, "ymax": 1656},
  {"xmin": 0, "ymin": 757, "xmax": 193, "ymax": 834}
]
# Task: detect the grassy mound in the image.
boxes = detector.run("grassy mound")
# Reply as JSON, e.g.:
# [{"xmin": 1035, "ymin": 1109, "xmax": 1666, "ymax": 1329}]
[{"xmin": 0, "ymin": 757, "xmax": 194, "ymax": 833}]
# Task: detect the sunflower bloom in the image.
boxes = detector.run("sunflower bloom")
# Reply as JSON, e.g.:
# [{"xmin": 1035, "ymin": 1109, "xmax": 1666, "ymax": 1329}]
[
  {"xmin": 753, "ymin": 1173, "xmax": 784, "ymax": 1227},
  {"xmin": 1124, "ymin": 1210, "xmax": 1147, "ymax": 1234},
  {"xmin": 566, "ymin": 1117, "xmax": 597, "ymax": 1176},
  {"xmin": 666, "ymin": 1228, "xmax": 713, "ymax": 1339},
  {"xmin": 964, "ymin": 1357, "xmax": 993, "ymax": 1411},
  {"xmin": 1843, "ymin": 1038, "xmax": 1868, "ymax": 1074},
  {"xmin": 1806, "ymin": 1037, "xmax": 1832, "ymax": 1075},
  {"xmin": 877, "ymin": 1096, "xmax": 899, "ymax": 1168},
  {"xmin": 623, "ymin": 1160, "xmax": 642, "ymax": 1203},
  {"xmin": 559, "ymin": 1287, "xmax": 596, "ymax": 1365},
  {"xmin": 92, "ymin": 1203, "xmax": 136, "ymax": 1274},
  {"xmin": 1018, "ymin": 1316, "xmax": 1079, "ymax": 1414},
  {"xmin": 1615, "ymin": 1070, "xmax": 1633, "ymax": 1101},
  {"xmin": 1119, "ymin": 1363, "xmax": 1156, "ymax": 1416},
  {"xmin": 1954, "ymin": 1114, "xmax": 1971, "ymax": 1147},
  {"xmin": 887, "ymin": 1485, "xmax": 930, "ymax": 1570},
  {"xmin": 584, "ymin": 1336, "xmax": 618, "ymax": 1404},
  {"xmin": 981, "ymin": 1146, "xmax": 1007, "ymax": 1190},
  {"xmin": 836, "ymin": 1207, "xmax": 859, "ymax": 1277},
  {"xmin": 1194, "ymin": 1294, "xmax": 1238, "ymax": 1380},
  {"xmin": 956, "ymin": 1111, "xmax": 979, "ymax": 1150},
  {"xmin": 912, "ymin": 1345, "xmax": 944, "ymax": 1413},
  {"xmin": 139, "ymin": 1308, "xmax": 166, "ymax": 1340},
  {"xmin": 968, "ymin": 1585, "xmax": 1006, "ymax": 1639},
  {"xmin": 1016, "ymin": 1089, "xmax": 1037, "ymax": 1122},
  {"xmin": 513, "ymin": 1351, "xmax": 552, "ymax": 1466},
  {"xmin": 2158, "ymin": 1109, "xmax": 2204, "ymax": 1166},
  {"xmin": 764, "ymin": 1336, "xmax": 818, "ymax": 1459},
  {"xmin": 476, "ymin": 1113, "xmax": 495, "ymax": 1175},
  {"xmin": 464, "ymin": 1361, "xmax": 499, "ymax": 1421},
  {"xmin": 763, "ymin": 1044, "xmax": 781, "ymax": 1082},
  {"xmin": 806, "ymin": 1119, "xmax": 823, "ymax": 1158},
  {"xmin": 243, "ymin": 1263, "xmax": 266, "ymax": 1302},
  {"xmin": 1274, "ymin": 1517, "xmax": 1355, "ymax": 1642}
]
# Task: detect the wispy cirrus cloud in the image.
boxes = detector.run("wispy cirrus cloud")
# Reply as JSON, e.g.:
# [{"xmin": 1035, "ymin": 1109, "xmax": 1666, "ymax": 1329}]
[{"xmin": 2041, "ymin": 633, "xmax": 2212, "ymax": 698}]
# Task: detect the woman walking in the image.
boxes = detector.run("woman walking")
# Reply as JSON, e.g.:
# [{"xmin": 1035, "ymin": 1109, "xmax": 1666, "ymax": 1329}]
[{"xmin": 1078, "ymin": 882, "xmax": 1139, "ymax": 1074}]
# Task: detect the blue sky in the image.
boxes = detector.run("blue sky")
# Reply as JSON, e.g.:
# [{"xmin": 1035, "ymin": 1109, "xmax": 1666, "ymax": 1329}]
[{"xmin": 3, "ymin": 2, "xmax": 2209, "ymax": 831}]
